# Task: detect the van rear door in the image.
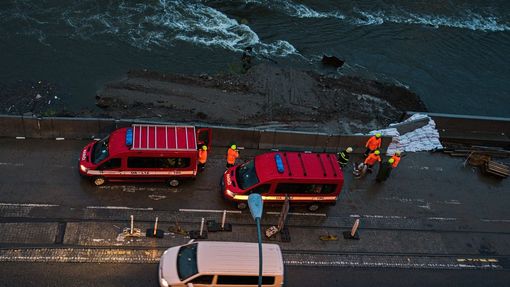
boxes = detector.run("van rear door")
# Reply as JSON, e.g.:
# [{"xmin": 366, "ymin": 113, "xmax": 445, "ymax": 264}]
[{"xmin": 196, "ymin": 128, "xmax": 212, "ymax": 151}]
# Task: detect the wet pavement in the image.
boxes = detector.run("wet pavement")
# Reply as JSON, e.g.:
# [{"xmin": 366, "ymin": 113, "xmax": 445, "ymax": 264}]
[{"xmin": 0, "ymin": 138, "xmax": 509, "ymax": 285}]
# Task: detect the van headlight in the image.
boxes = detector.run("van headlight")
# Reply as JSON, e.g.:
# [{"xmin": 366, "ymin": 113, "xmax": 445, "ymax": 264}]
[
  {"xmin": 160, "ymin": 278, "xmax": 169, "ymax": 287},
  {"xmin": 80, "ymin": 165, "xmax": 88, "ymax": 173}
]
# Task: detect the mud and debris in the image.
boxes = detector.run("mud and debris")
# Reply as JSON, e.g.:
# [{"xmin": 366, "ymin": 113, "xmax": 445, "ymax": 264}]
[
  {"xmin": 1, "ymin": 63, "xmax": 427, "ymax": 134},
  {"xmin": 0, "ymin": 80, "xmax": 69, "ymax": 117}
]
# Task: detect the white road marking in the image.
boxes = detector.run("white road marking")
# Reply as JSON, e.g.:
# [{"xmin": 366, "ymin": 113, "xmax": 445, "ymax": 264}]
[
  {"xmin": 480, "ymin": 219, "xmax": 510, "ymax": 223},
  {"xmin": 15, "ymin": 137, "xmax": 26, "ymax": 140},
  {"xmin": 179, "ymin": 208, "xmax": 242, "ymax": 214},
  {"xmin": 383, "ymin": 197, "xmax": 425, "ymax": 204},
  {"xmin": 0, "ymin": 203, "xmax": 59, "ymax": 207},
  {"xmin": 441, "ymin": 200, "xmax": 461, "ymax": 205},
  {"xmin": 0, "ymin": 162, "xmax": 24, "ymax": 167},
  {"xmin": 86, "ymin": 206, "xmax": 153, "ymax": 211},
  {"xmin": 350, "ymin": 214, "xmax": 408, "ymax": 219},
  {"xmin": 266, "ymin": 212, "xmax": 327, "ymax": 217},
  {"xmin": 283, "ymin": 260, "xmax": 500, "ymax": 269},
  {"xmin": 55, "ymin": 137, "xmax": 65, "ymax": 141},
  {"xmin": 427, "ymin": 217, "xmax": 457, "ymax": 221},
  {"xmin": 148, "ymin": 195, "xmax": 167, "ymax": 201},
  {"xmin": 406, "ymin": 165, "xmax": 444, "ymax": 172}
]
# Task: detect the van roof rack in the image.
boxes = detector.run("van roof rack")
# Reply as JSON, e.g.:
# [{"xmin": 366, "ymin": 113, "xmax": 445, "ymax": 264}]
[{"xmin": 131, "ymin": 124, "xmax": 197, "ymax": 151}]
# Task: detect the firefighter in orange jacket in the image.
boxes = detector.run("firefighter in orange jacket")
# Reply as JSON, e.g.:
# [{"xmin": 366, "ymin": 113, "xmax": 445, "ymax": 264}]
[
  {"xmin": 390, "ymin": 151, "xmax": 401, "ymax": 168},
  {"xmin": 198, "ymin": 145, "xmax": 208, "ymax": 172},
  {"xmin": 226, "ymin": 144, "xmax": 239, "ymax": 168},
  {"xmin": 364, "ymin": 133, "xmax": 382, "ymax": 156},
  {"xmin": 364, "ymin": 150, "xmax": 381, "ymax": 171}
]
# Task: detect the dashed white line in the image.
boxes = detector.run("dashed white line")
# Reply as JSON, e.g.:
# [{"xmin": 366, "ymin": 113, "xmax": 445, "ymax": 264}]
[
  {"xmin": 179, "ymin": 208, "xmax": 242, "ymax": 214},
  {"xmin": 0, "ymin": 203, "xmax": 59, "ymax": 207},
  {"xmin": 266, "ymin": 212, "xmax": 327, "ymax": 217},
  {"xmin": 427, "ymin": 217, "xmax": 457, "ymax": 221},
  {"xmin": 480, "ymin": 219, "xmax": 510, "ymax": 223},
  {"xmin": 0, "ymin": 162, "xmax": 24, "ymax": 167},
  {"xmin": 350, "ymin": 214, "xmax": 408, "ymax": 219},
  {"xmin": 442, "ymin": 200, "xmax": 462, "ymax": 205},
  {"xmin": 86, "ymin": 206, "xmax": 153, "ymax": 211}
]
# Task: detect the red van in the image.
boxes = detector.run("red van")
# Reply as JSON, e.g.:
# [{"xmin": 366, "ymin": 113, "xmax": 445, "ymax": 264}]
[
  {"xmin": 79, "ymin": 124, "xmax": 211, "ymax": 187},
  {"xmin": 221, "ymin": 151, "xmax": 344, "ymax": 211}
]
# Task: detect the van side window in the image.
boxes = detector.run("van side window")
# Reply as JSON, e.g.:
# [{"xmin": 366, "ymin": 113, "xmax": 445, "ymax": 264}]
[
  {"xmin": 98, "ymin": 158, "xmax": 121, "ymax": 170},
  {"xmin": 216, "ymin": 275, "xmax": 275, "ymax": 285},
  {"xmin": 249, "ymin": 184, "xmax": 270, "ymax": 194},
  {"xmin": 128, "ymin": 157, "xmax": 190, "ymax": 168},
  {"xmin": 319, "ymin": 184, "xmax": 337, "ymax": 194},
  {"xmin": 275, "ymin": 183, "xmax": 337, "ymax": 194},
  {"xmin": 190, "ymin": 275, "xmax": 213, "ymax": 284}
]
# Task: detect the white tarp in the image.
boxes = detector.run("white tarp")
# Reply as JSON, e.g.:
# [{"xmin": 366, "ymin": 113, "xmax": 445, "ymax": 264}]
[{"xmin": 369, "ymin": 114, "xmax": 443, "ymax": 155}]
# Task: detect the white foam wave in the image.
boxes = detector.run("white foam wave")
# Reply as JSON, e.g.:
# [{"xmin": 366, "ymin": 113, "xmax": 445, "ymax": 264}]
[
  {"xmin": 279, "ymin": 1, "xmax": 345, "ymax": 19},
  {"xmin": 352, "ymin": 8, "xmax": 510, "ymax": 32},
  {"xmin": 0, "ymin": 0, "xmax": 300, "ymax": 57},
  {"xmin": 257, "ymin": 40, "xmax": 298, "ymax": 57},
  {"xmin": 240, "ymin": 1, "xmax": 509, "ymax": 32},
  {"xmin": 242, "ymin": 0, "xmax": 345, "ymax": 20}
]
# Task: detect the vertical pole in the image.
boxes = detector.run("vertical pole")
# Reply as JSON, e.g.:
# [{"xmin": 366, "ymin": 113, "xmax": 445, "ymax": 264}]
[
  {"xmin": 256, "ymin": 217, "xmax": 262, "ymax": 287},
  {"xmin": 351, "ymin": 219, "xmax": 360, "ymax": 237},
  {"xmin": 199, "ymin": 217, "xmax": 205, "ymax": 236},
  {"xmin": 154, "ymin": 217, "xmax": 159, "ymax": 236},
  {"xmin": 130, "ymin": 215, "xmax": 134, "ymax": 235},
  {"xmin": 221, "ymin": 210, "xmax": 227, "ymax": 229}
]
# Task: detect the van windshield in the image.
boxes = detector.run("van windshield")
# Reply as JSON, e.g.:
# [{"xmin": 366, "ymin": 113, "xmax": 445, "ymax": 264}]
[
  {"xmin": 91, "ymin": 136, "xmax": 109, "ymax": 164},
  {"xmin": 177, "ymin": 243, "xmax": 198, "ymax": 281},
  {"xmin": 236, "ymin": 160, "xmax": 260, "ymax": 190}
]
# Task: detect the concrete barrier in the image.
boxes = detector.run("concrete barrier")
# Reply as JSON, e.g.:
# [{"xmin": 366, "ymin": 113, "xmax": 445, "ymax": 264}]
[
  {"xmin": 21, "ymin": 117, "xmax": 45, "ymax": 138},
  {"xmin": 0, "ymin": 115, "xmax": 410, "ymax": 153},
  {"xmin": 0, "ymin": 115, "xmax": 25, "ymax": 138},
  {"xmin": 212, "ymin": 127, "xmax": 260, "ymax": 149}
]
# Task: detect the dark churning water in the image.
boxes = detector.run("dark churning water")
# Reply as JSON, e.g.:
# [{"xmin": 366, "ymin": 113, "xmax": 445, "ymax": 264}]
[{"xmin": 0, "ymin": 0, "xmax": 509, "ymax": 116}]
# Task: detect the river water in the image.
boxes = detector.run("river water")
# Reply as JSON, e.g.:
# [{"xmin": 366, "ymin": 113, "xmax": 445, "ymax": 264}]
[{"xmin": 1, "ymin": 0, "xmax": 509, "ymax": 117}]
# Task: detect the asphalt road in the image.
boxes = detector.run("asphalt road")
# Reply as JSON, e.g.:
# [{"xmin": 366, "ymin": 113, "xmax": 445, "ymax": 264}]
[
  {"xmin": 0, "ymin": 138, "xmax": 508, "ymax": 220},
  {"xmin": 1, "ymin": 138, "xmax": 510, "ymax": 286},
  {"xmin": 1, "ymin": 263, "xmax": 509, "ymax": 287}
]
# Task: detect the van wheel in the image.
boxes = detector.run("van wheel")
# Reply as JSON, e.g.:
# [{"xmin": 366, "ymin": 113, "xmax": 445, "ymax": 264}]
[
  {"xmin": 168, "ymin": 179, "xmax": 180, "ymax": 187},
  {"xmin": 93, "ymin": 177, "xmax": 106, "ymax": 186},
  {"xmin": 237, "ymin": 202, "xmax": 247, "ymax": 210},
  {"xmin": 307, "ymin": 203, "xmax": 320, "ymax": 212}
]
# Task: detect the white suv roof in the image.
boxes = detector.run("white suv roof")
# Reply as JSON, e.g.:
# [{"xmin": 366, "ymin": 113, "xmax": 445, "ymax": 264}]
[{"xmin": 197, "ymin": 241, "xmax": 284, "ymax": 276}]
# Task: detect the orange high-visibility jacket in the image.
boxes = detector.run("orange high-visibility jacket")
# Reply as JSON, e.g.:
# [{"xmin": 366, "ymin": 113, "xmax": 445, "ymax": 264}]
[
  {"xmin": 198, "ymin": 149, "xmax": 208, "ymax": 164},
  {"xmin": 365, "ymin": 136, "xmax": 382, "ymax": 151},
  {"xmin": 391, "ymin": 155, "xmax": 400, "ymax": 168},
  {"xmin": 227, "ymin": 148, "xmax": 239, "ymax": 165},
  {"xmin": 364, "ymin": 153, "xmax": 381, "ymax": 166}
]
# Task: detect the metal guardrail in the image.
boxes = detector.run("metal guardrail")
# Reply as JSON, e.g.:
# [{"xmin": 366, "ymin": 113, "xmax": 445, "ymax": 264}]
[{"xmin": 405, "ymin": 112, "xmax": 510, "ymax": 147}]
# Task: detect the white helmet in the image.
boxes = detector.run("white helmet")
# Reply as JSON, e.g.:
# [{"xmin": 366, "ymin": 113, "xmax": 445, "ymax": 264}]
[{"xmin": 346, "ymin": 147, "xmax": 353, "ymax": 153}]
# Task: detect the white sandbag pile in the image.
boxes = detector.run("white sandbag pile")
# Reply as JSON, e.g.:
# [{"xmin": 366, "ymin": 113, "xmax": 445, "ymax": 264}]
[{"xmin": 369, "ymin": 114, "xmax": 443, "ymax": 155}]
